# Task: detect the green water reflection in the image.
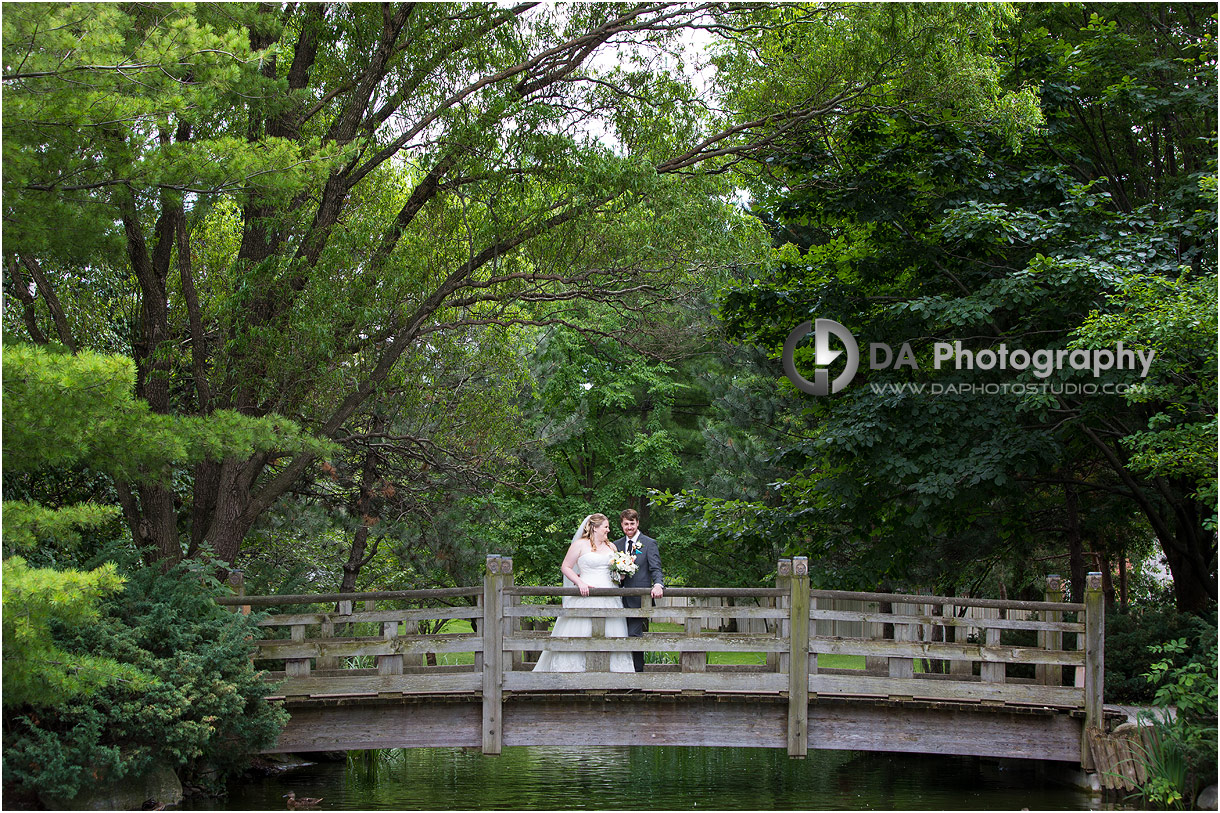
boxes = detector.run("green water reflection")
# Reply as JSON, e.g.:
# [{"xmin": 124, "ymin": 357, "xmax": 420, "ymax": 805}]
[{"xmin": 188, "ymin": 746, "xmax": 1126, "ymax": 810}]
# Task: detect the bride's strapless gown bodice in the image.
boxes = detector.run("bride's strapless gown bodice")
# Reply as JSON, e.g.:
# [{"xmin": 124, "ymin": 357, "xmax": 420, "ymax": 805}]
[
  {"xmin": 574, "ymin": 549, "xmax": 618, "ymax": 591},
  {"xmin": 532, "ymin": 545, "xmax": 635, "ymax": 673}
]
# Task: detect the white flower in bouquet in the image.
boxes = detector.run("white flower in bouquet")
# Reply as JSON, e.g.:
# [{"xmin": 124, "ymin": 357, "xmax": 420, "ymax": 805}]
[{"xmin": 608, "ymin": 550, "xmax": 638, "ymax": 582}]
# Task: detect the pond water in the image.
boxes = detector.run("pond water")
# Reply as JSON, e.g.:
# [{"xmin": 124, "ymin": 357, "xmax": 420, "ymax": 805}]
[{"xmin": 182, "ymin": 746, "xmax": 1131, "ymax": 810}]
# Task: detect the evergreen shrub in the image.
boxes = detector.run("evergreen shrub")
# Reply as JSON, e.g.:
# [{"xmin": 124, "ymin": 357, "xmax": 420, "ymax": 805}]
[{"xmin": 2, "ymin": 559, "xmax": 286, "ymax": 801}]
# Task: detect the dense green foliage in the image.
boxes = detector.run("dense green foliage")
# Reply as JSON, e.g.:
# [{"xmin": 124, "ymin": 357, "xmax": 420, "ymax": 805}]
[
  {"xmin": 1, "ymin": 7, "xmax": 1214, "ymax": 804},
  {"xmin": 477, "ymin": 318, "xmax": 713, "ymax": 585},
  {"xmin": 1104, "ymin": 606, "xmax": 1213, "ymax": 704},
  {"xmin": 1, "ymin": 341, "xmax": 315, "ymax": 725},
  {"xmin": 2, "ymin": 1, "xmax": 757, "ymax": 570},
  {"xmin": 1, "ymin": 557, "xmax": 146, "ymax": 710},
  {"xmin": 3, "ymin": 343, "xmax": 332, "ymax": 482},
  {"xmin": 1130, "ymin": 613, "xmax": 1218, "ymax": 808},
  {"xmin": 3, "ymin": 1, "xmax": 1043, "ymax": 579},
  {"xmin": 2, "ymin": 561, "xmax": 286, "ymax": 801},
  {"xmin": 2, "ymin": 340, "xmax": 295, "ymax": 800},
  {"xmin": 664, "ymin": 3, "xmax": 1218, "ymax": 608}
]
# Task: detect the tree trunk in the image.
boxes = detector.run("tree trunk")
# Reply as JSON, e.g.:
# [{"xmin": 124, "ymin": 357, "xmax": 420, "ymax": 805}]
[
  {"xmin": 1161, "ymin": 524, "xmax": 1216, "ymax": 614},
  {"xmin": 1100, "ymin": 551, "xmax": 1115, "ymax": 611},
  {"xmin": 1119, "ymin": 556, "xmax": 1128, "ymax": 611},
  {"xmin": 340, "ymin": 527, "xmax": 370, "ymax": 595},
  {"xmin": 201, "ymin": 457, "xmax": 267, "ymax": 566},
  {"xmin": 140, "ymin": 482, "xmax": 182, "ymax": 567},
  {"xmin": 1065, "ymin": 483, "xmax": 1086, "ymax": 604}
]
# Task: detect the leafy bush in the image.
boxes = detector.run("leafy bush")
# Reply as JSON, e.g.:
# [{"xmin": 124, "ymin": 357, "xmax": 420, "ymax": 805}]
[
  {"xmin": 1132, "ymin": 612, "xmax": 1217, "ymax": 809},
  {"xmin": 2, "ymin": 560, "xmax": 286, "ymax": 801},
  {"xmin": 1104, "ymin": 605, "xmax": 1203, "ymax": 704}
]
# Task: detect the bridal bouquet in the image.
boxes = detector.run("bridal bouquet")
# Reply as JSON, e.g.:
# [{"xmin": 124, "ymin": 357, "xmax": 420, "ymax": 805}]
[{"xmin": 608, "ymin": 550, "xmax": 639, "ymax": 583}]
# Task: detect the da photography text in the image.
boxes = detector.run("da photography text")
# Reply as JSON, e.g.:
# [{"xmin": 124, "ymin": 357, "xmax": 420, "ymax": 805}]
[{"xmin": 783, "ymin": 319, "xmax": 1157, "ymax": 397}]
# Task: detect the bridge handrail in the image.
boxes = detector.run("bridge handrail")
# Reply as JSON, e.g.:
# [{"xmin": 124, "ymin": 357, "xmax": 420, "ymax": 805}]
[
  {"xmin": 808, "ymin": 588, "xmax": 1084, "ymax": 613},
  {"xmin": 507, "ymin": 586, "xmax": 787, "ymax": 598},
  {"xmin": 216, "ymin": 585, "xmax": 482, "ymax": 606},
  {"xmin": 217, "ymin": 586, "xmax": 1080, "ymax": 614}
]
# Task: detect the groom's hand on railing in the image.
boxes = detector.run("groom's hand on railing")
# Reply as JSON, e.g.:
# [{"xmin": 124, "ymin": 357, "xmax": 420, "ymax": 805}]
[{"xmin": 651, "ymin": 583, "xmax": 664, "ymax": 599}]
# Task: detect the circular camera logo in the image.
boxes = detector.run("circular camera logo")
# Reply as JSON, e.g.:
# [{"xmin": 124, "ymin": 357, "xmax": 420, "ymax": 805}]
[{"xmin": 782, "ymin": 319, "xmax": 860, "ymax": 396}]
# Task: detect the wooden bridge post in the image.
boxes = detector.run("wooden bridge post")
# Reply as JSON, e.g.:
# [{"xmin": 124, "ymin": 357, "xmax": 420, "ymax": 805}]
[
  {"xmin": 1037, "ymin": 574, "xmax": 1064, "ymax": 686},
  {"xmin": 682, "ymin": 616, "xmax": 707, "ymax": 674},
  {"xmin": 787, "ymin": 557, "xmax": 810, "ymax": 758},
  {"xmin": 587, "ymin": 569, "xmax": 608, "ymax": 672},
  {"xmin": 807, "ymin": 593, "xmax": 818, "ymax": 678},
  {"xmin": 948, "ymin": 594, "xmax": 972, "ymax": 677},
  {"xmin": 588, "ymin": 616, "xmax": 609, "ymax": 672},
  {"xmin": 1082, "ymin": 571, "xmax": 1105, "ymax": 770},
  {"xmin": 864, "ymin": 602, "xmax": 887, "ymax": 675},
  {"xmin": 980, "ymin": 624, "xmax": 1005, "ymax": 684},
  {"xmin": 225, "ymin": 570, "xmax": 250, "ymax": 615},
  {"xmin": 888, "ymin": 599, "xmax": 915, "ymax": 681},
  {"xmin": 379, "ymin": 605, "xmax": 404, "ymax": 677},
  {"xmin": 774, "ymin": 559, "xmax": 791, "ymax": 673},
  {"xmin": 287, "ymin": 624, "xmax": 310, "ymax": 677},
  {"xmin": 482, "ymin": 555, "xmax": 506, "ymax": 755},
  {"xmin": 402, "ymin": 616, "xmax": 421, "ymax": 668},
  {"xmin": 506, "ymin": 559, "xmax": 523, "ymax": 672}
]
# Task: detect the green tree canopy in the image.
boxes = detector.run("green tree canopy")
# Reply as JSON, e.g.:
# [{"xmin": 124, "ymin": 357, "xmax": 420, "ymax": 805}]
[
  {"xmin": 673, "ymin": 3, "xmax": 1217, "ymax": 608},
  {"xmin": 3, "ymin": 2, "xmax": 1047, "ymax": 574}
]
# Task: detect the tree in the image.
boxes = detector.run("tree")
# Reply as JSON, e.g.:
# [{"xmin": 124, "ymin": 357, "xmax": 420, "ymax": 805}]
[
  {"xmin": 2, "ymin": 342, "xmax": 326, "ymax": 707},
  {"xmin": 4, "ymin": 2, "xmax": 1043, "ymax": 572},
  {"xmin": 698, "ymin": 3, "xmax": 1217, "ymax": 607},
  {"xmin": 479, "ymin": 311, "xmax": 717, "ymax": 585}
]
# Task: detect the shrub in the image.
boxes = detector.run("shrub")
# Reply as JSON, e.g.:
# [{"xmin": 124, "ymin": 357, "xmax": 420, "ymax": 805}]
[
  {"xmin": 1131, "ymin": 611, "xmax": 1218, "ymax": 809},
  {"xmin": 2, "ymin": 560, "xmax": 286, "ymax": 801},
  {"xmin": 1104, "ymin": 605, "xmax": 1202, "ymax": 704}
]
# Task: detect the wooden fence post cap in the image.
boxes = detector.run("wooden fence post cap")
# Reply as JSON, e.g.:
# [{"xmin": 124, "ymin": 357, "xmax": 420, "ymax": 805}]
[
  {"xmin": 1045, "ymin": 574, "xmax": 1063, "ymax": 591},
  {"xmin": 499, "ymin": 557, "xmax": 514, "ymax": 574},
  {"xmin": 1085, "ymin": 572, "xmax": 1103, "ymax": 591},
  {"xmin": 777, "ymin": 559, "xmax": 792, "ymax": 577},
  {"xmin": 486, "ymin": 555, "xmax": 501, "ymax": 573},
  {"xmin": 792, "ymin": 557, "xmax": 808, "ymax": 576}
]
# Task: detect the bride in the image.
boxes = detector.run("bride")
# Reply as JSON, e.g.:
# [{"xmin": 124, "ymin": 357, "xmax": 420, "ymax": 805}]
[{"xmin": 533, "ymin": 513, "xmax": 635, "ymax": 673}]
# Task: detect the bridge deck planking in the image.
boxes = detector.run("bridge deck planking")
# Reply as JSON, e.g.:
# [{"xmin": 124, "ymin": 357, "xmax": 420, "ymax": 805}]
[{"xmin": 264, "ymin": 692, "xmax": 1085, "ymax": 762}]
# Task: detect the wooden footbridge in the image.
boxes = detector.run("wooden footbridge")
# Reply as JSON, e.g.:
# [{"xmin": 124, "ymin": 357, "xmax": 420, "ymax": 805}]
[{"xmin": 218, "ymin": 557, "xmax": 1116, "ymax": 770}]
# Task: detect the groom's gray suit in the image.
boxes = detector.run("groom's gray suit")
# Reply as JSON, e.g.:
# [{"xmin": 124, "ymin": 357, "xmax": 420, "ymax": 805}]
[{"xmin": 615, "ymin": 532, "xmax": 664, "ymax": 672}]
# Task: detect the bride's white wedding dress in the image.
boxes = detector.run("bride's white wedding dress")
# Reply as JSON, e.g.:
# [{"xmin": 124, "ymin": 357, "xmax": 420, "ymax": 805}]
[{"xmin": 533, "ymin": 548, "xmax": 635, "ymax": 673}]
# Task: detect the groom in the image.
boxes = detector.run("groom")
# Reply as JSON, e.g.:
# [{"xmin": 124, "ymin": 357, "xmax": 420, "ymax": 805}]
[{"xmin": 615, "ymin": 509, "xmax": 664, "ymax": 672}]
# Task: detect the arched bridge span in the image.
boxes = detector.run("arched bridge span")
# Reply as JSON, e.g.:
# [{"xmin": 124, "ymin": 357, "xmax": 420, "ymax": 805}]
[{"xmin": 218, "ymin": 558, "xmax": 1116, "ymax": 768}]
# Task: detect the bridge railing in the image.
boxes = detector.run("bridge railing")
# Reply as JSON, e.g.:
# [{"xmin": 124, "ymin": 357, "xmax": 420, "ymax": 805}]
[
  {"xmin": 231, "ymin": 585, "xmax": 486, "ymax": 696},
  {"xmin": 218, "ymin": 557, "xmax": 1104, "ymax": 759}
]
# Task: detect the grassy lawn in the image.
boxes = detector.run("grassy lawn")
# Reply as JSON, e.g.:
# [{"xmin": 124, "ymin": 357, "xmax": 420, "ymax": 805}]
[
  {"xmin": 426, "ymin": 619, "xmax": 866, "ymax": 670},
  {"xmin": 648, "ymin": 621, "xmax": 865, "ymax": 669},
  {"xmin": 433, "ymin": 619, "xmax": 476, "ymax": 665}
]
